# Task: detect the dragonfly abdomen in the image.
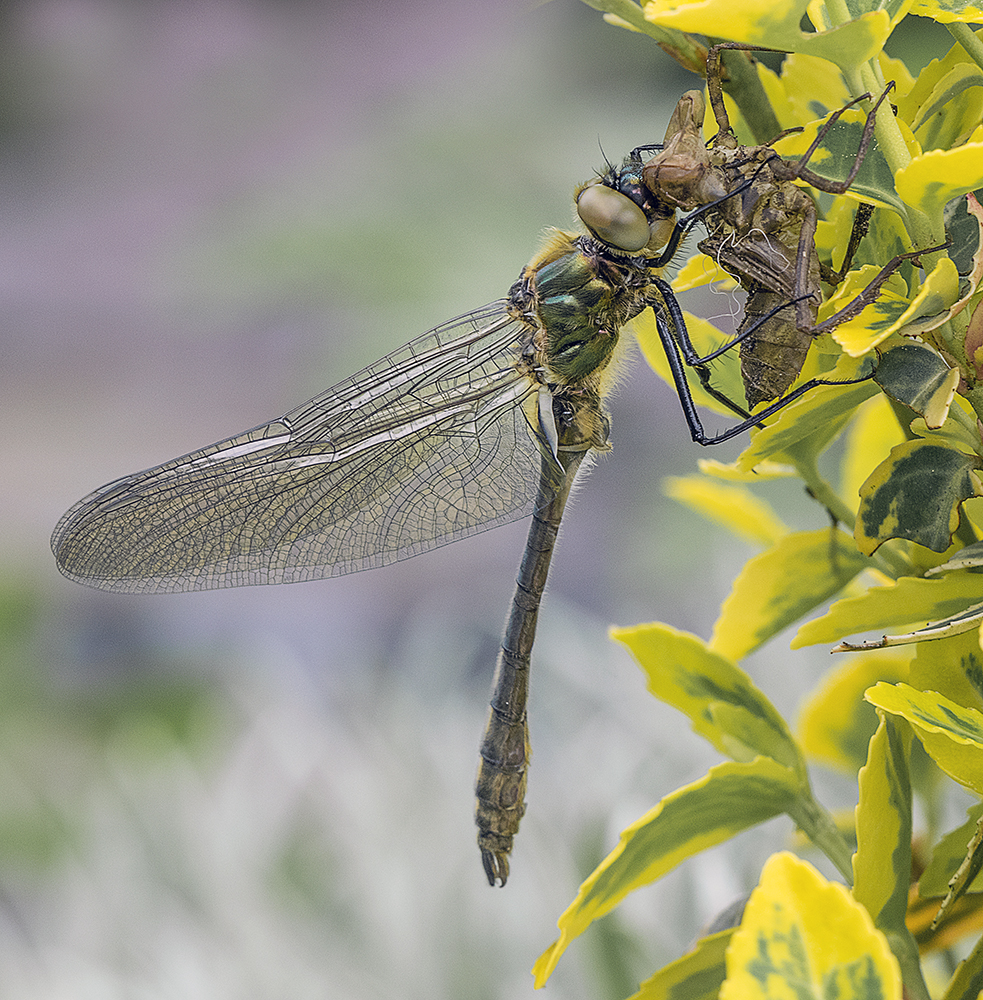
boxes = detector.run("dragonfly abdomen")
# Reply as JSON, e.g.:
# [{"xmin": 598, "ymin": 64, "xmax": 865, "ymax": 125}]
[
  {"xmin": 475, "ymin": 643, "xmax": 531, "ymax": 886},
  {"xmin": 475, "ymin": 371, "xmax": 608, "ymax": 884},
  {"xmin": 475, "ymin": 461, "xmax": 567, "ymax": 885}
]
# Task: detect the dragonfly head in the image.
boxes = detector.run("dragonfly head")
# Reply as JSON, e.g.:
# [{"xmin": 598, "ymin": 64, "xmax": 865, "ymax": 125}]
[{"xmin": 576, "ymin": 153, "xmax": 678, "ymax": 256}]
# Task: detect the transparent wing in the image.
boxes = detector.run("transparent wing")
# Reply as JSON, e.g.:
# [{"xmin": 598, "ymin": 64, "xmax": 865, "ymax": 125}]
[{"xmin": 52, "ymin": 301, "xmax": 556, "ymax": 594}]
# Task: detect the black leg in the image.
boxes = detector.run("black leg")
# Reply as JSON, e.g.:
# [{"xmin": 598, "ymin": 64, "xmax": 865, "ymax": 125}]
[{"xmin": 645, "ymin": 274, "xmax": 889, "ymax": 446}]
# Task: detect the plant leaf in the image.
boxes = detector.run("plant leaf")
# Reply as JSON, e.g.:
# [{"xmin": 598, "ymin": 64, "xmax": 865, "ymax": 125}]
[
  {"xmin": 696, "ymin": 458, "xmax": 797, "ymax": 482},
  {"xmin": 896, "ymin": 136, "xmax": 983, "ymax": 217},
  {"xmin": 909, "ymin": 621, "xmax": 983, "ymax": 711},
  {"xmin": 920, "ymin": 802, "xmax": 983, "ymax": 897},
  {"xmin": 642, "ymin": 0, "xmax": 890, "ymax": 70},
  {"xmin": 896, "ymin": 25, "xmax": 983, "ymax": 137},
  {"xmin": 629, "ymin": 929, "xmax": 733, "ymax": 1000},
  {"xmin": 774, "ymin": 108, "xmax": 906, "ymax": 212},
  {"xmin": 854, "ymin": 715, "xmax": 918, "ymax": 962},
  {"xmin": 927, "ymin": 810, "xmax": 983, "ymax": 929},
  {"xmin": 832, "ymin": 258, "xmax": 963, "ymax": 356},
  {"xmin": 865, "ymin": 681, "xmax": 983, "ymax": 794},
  {"xmin": 945, "ymin": 193, "xmax": 983, "ymax": 312},
  {"xmin": 855, "ymin": 440, "xmax": 983, "ymax": 555},
  {"xmin": 939, "ymin": 932, "xmax": 983, "ymax": 1000},
  {"xmin": 711, "ymin": 529, "xmax": 868, "ymax": 661},
  {"xmin": 840, "ymin": 395, "xmax": 907, "ymax": 505},
  {"xmin": 794, "ymin": 572, "xmax": 983, "ymax": 647},
  {"xmin": 532, "ymin": 758, "xmax": 800, "ymax": 987},
  {"xmin": 874, "ymin": 342, "xmax": 959, "ymax": 429},
  {"xmin": 832, "ymin": 601, "xmax": 983, "ymax": 651},
  {"xmin": 613, "ymin": 623, "xmax": 805, "ymax": 774},
  {"xmin": 909, "ymin": 66, "xmax": 983, "ymax": 152},
  {"xmin": 719, "ymin": 852, "xmax": 902, "ymax": 1000},
  {"xmin": 663, "ymin": 476, "xmax": 787, "ymax": 546},
  {"xmin": 671, "ymin": 253, "xmax": 736, "ymax": 291},
  {"xmin": 798, "ymin": 653, "xmax": 910, "ymax": 772},
  {"xmin": 736, "ymin": 377, "xmax": 879, "ymax": 471}
]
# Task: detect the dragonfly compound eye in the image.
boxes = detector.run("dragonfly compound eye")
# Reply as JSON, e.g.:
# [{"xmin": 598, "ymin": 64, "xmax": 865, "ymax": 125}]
[{"xmin": 576, "ymin": 183, "xmax": 650, "ymax": 252}]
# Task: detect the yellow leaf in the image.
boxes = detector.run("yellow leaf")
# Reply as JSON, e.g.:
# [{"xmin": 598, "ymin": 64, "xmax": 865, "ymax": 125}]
[
  {"xmin": 736, "ymin": 375, "xmax": 878, "ymax": 471},
  {"xmin": 896, "ymin": 142, "xmax": 983, "ymax": 217},
  {"xmin": 777, "ymin": 52, "xmax": 852, "ymax": 125},
  {"xmin": 919, "ymin": 802, "xmax": 983, "ymax": 897},
  {"xmin": 696, "ymin": 458, "xmax": 796, "ymax": 481},
  {"xmin": 632, "ymin": 310, "xmax": 745, "ymax": 418},
  {"xmin": 831, "ymin": 259, "xmax": 961, "ymax": 356},
  {"xmin": 823, "ymin": 270, "xmax": 907, "ymax": 350},
  {"xmin": 866, "ymin": 681, "xmax": 983, "ymax": 794},
  {"xmin": 815, "ymin": 197, "xmax": 860, "ymax": 262},
  {"xmin": 663, "ymin": 475, "xmax": 787, "ymax": 546},
  {"xmin": 712, "ymin": 530, "xmax": 867, "ymax": 661},
  {"xmin": 840, "ymin": 395, "xmax": 906, "ymax": 506},
  {"xmin": 613, "ymin": 622, "xmax": 802, "ymax": 771},
  {"xmin": 798, "ymin": 653, "xmax": 910, "ymax": 772},
  {"xmin": 642, "ymin": 0, "xmax": 888, "ymax": 69},
  {"xmin": 876, "ymin": 53, "xmax": 915, "ymax": 101},
  {"xmin": 853, "ymin": 716, "xmax": 913, "ymax": 937},
  {"xmin": 720, "ymin": 852, "xmax": 901, "ymax": 1000},
  {"xmin": 910, "ymin": 629, "xmax": 983, "ymax": 712},
  {"xmin": 533, "ymin": 758, "xmax": 799, "ymax": 987},
  {"xmin": 671, "ymin": 254, "xmax": 736, "ymax": 292},
  {"xmin": 794, "ymin": 573, "xmax": 983, "ymax": 648},
  {"xmin": 632, "ymin": 928, "xmax": 732, "ymax": 999},
  {"xmin": 854, "ymin": 439, "xmax": 983, "ymax": 557}
]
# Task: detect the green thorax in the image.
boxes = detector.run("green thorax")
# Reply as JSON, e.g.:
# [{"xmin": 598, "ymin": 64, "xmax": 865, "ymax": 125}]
[{"xmin": 508, "ymin": 229, "xmax": 652, "ymax": 390}]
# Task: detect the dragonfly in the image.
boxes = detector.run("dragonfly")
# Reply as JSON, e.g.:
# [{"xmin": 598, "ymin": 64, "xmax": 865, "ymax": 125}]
[{"xmin": 50, "ymin": 102, "xmax": 868, "ymax": 885}]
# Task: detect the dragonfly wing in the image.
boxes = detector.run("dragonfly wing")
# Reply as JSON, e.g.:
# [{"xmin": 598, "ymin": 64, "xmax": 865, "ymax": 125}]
[{"xmin": 52, "ymin": 302, "xmax": 557, "ymax": 593}]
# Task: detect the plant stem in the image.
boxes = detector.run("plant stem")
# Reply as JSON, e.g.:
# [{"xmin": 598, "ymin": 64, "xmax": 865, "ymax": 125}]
[
  {"xmin": 788, "ymin": 793, "xmax": 854, "ymax": 883},
  {"xmin": 948, "ymin": 22, "xmax": 983, "ymax": 75},
  {"xmin": 891, "ymin": 930, "xmax": 933, "ymax": 1000},
  {"xmin": 794, "ymin": 457, "xmax": 856, "ymax": 532},
  {"xmin": 789, "ymin": 447, "xmax": 912, "ymax": 579}
]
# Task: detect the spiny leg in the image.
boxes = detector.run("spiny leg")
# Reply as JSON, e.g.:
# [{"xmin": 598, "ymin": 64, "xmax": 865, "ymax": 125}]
[
  {"xmin": 647, "ymin": 279, "xmax": 876, "ymax": 445},
  {"xmin": 664, "ymin": 239, "xmax": 947, "ymax": 382},
  {"xmin": 644, "ymin": 240, "xmax": 956, "ymax": 445},
  {"xmin": 704, "ymin": 42, "xmax": 894, "ymax": 196},
  {"xmin": 811, "ymin": 242, "xmax": 951, "ymax": 337}
]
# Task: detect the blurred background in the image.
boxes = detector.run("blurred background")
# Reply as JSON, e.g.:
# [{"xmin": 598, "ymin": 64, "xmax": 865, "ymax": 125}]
[{"xmin": 0, "ymin": 2, "xmax": 949, "ymax": 998}]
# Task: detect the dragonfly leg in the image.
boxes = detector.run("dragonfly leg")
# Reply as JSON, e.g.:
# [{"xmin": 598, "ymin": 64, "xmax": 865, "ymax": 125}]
[
  {"xmin": 649, "ymin": 272, "xmax": 800, "ymax": 380},
  {"xmin": 785, "ymin": 84, "xmax": 895, "ymax": 195},
  {"xmin": 646, "ymin": 275, "xmax": 884, "ymax": 445},
  {"xmin": 811, "ymin": 242, "xmax": 951, "ymax": 338},
  {"xmin": 646, "ymin": 279, "xmax": 758, "ymax": 444}
]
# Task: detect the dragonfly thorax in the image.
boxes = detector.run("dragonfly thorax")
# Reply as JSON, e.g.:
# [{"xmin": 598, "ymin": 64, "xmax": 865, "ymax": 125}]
[{"xmin": 509, "ymin": 229, "xmax": 652, "ymax": 390}]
